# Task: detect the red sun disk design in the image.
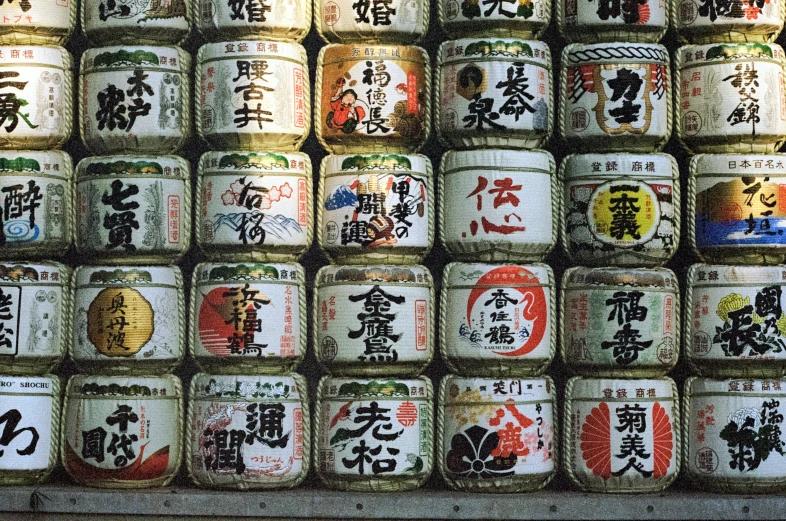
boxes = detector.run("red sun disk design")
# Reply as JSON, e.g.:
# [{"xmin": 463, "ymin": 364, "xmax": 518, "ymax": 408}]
[
  {"xmin": 466, "ymin": 266, "xmax": 548, "ymax": 357},
  {"xmin": 651, "ymin": 402, "xmax": 674, "ymax": 478},
  {"xmin": 198, "ymin": 286, "xmax": 260, "ymax": 356},
  {"xmin": 579, "ymin": 402, "xmax": 612, "ymax": 479},
  {"xmin": 637, "ymin": 2, "xmax": 651, "ymax": 24}
]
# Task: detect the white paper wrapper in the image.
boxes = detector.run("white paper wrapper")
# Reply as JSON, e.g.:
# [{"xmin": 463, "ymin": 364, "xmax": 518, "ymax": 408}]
[
  {"xmin": 71, "ymin": 266, "xmax": 185, "ymax": 374},
  {"xmin": 564, "ymin": 377, "xmax": 680, "ymax": 493},
  {"xmin": 62, "ymin": 374, "xmax": 183, "ymax": 488},
  {"xmin": 187, "ymin": 373, "xmax": 309, "ymax": 489},
  {"xmin": 0, "ymin": 262, "xmax": 70, "ymax": 375},
  {"xmin": 0, "ymin": 375, "xmax": 59, "ymax": 484},
  {"xmin": 190, "ymin": 262, "xmax": 305, "ymax": 374},
  {"xmin": 441, "ymin": 263, "xmax": 555, "ymax": 377},
  {"xmin": 314, "ymin": 265, "xmax": 433, "ymax": 376},
  {"xmin": 557, "ymin": 0, "xmax": 668, "ymax": 43},
  {"xmin": 0, "ymin": 0, "xmax": 75, "ymax": 44},
  {"xmin": 318, "ymin": 0, "xmax": 428, "ymax": 43},
  {"xmin": 561, "ymin": 153, "xmax": 679, "ymax": 267},
  {"xmin": 315, "ymin": 376, "xmax": 433, "ymax": 491},
  {"xmin": 684, "ymin": 377, "xmax": 786, "ymax": 492},
  {"xmin": 560, "ymin": 43, "xmax": 671, "ymax": 152},
  {"xmin": 81, "ymin": 0, "xmax": 189, "ymax": 44},
  {"xmin": 675, "ymin": 44, "xmax": 786, "ymax": 154},
  {"xmin": 438, "ymin": 375, "xmax": 556, "ymax": 492},
  {"xmin": 318, "ymin": 153, "xmax": 433, "ymax": 264}
]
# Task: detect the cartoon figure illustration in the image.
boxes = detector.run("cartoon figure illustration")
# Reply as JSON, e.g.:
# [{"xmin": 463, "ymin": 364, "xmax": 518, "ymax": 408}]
[{"xmin": 327, "ymin": 78, "xmax": 365, "ymax": 133}]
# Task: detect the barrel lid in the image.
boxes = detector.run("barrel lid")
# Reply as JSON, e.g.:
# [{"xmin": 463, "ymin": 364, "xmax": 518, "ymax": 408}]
[
  {"xmin": 76, "ymin": 155, "xmax": 189, "ymax": 180},
  {"xmin": 67, "ymin": 374, "xmax": 181, "ymax": 397},
  {"xmin": 321, "ymin": 376, "xmax": 431, "ymax": 400},
  {"xmin": 440, "ymin": 38, "xmax": 550, "ymax": 65},
  {"xmin": 317, "ymin": 264, "xmax": 432, "ymax": 285},
  {"xmin": 0, "ymin": 45, "xmax": 70, "ymax": 68},
  {"xmin": 442, "ymin": 375, "xmax": 552, "ymax": 404},
  {"xmin": 82, "ymin": 46, "xmax": 189, "ymax": 72},
  {"xmin": 194, "ymin": 262, "xmax": 304, "ymax": 283},
  {"xmin": 75, "ymin": 266, "xmax": 181, "ymax": 287},
  {"xmin": 678, "ymin": 43, "xmax": 785, "ymax": 65},
  {"xmin": 561, "ymin": 153, "xmax": 675, "ymax": 180},
  {"xmin": 568, "ymin": 377, "xmax": 675, "ymax": 400},
  {"xmin": 564, "ymin": 267, "xmax": 678, "ymax": 290},
  {"xmin": 0, "ymin": 262, "xmax": 69, "ymax": 284},
  {"xmin": 444, "ymin": 262, "xmax": 552, "ymax": 287},
  {"xmin": 690, "ymin": 154, "xmax": 786, "ymax": 176},
  {"xmin": 563, "ymin": 43, "xmax": 669, "ymax": 65},
  {"xmin": 441, "ymin": 149, "xmax": 553, "ymax": 174},
  {"xmin": 199, "ymin": 151, "xmax": 310, "ymax": 175},
  {"xmin": 322, "ymin": 153, "xmax": 430, "ymax": 176},
  {"xmin": 192, "ymin": 373, "xmax": 303, "ymax": 401},
  {"xmin": 688, "ymin": 377, "xmax": 786, "ymax": 396},
  {"xmin": 689, "ymin": 264, "xmax": 786, "ymax": 286},
  {"xmin": 198, "ymin": 41, "xmax": 304, "ymax": 63}
]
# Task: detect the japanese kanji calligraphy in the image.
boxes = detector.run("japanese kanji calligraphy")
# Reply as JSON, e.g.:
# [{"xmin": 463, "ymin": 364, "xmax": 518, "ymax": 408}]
[
  {"xmin": 193, "ymin": 263, "xmax": 302, "ymax": 367},
  {"xmin": 315, "ymin": 266, "xmax": 431, "ymax": 372},
  {"xmin": 0, "ymin": 376, "xmax": 56, "ymax": 476}
]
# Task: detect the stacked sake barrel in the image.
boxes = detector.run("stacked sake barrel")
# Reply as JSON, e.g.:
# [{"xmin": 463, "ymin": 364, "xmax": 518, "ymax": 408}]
[
  {"xmin": 310, "ymin": 1, "xmax": 435, "ymax": 492},
  {"xmin": 676, "ymin": 4, "xmax": 786, "ymax": 492},
  {"xmin": 187, "ymin": 5, "xmax": 313, "ymax": 491},
  {"xmin": 0, "ymin": 3, "xmax": 75, "ymax": 486},
  {"xmin": 555, "ymin": 0, "xmax": 682, "ymax": 493},
  {"xmin": 433, "ymin": 1, "xmax": 559, "ymax": 493},
  {"xmin": 60, "ymin": 6, "xmax": 192, "ymax": 488}
]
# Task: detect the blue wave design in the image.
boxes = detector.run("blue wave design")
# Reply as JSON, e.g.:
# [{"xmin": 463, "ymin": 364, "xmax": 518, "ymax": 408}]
[{"xmin": 4, "ymin": 220, "xmax": 39, "ymax": 243}]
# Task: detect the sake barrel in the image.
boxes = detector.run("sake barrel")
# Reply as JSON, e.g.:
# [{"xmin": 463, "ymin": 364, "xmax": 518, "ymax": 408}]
[
  {"xmin": 436, "ymin": 39, "xmax": 551, "ymax": 150},
  {"xmin": 689, "ymin": 154, "xmax": 786, "ymax": 265},
  {"xmin": 197, "ymin": 151, "xmax": 312, "ymax": 261},
  {"xmin": 318, "ymin": 153, "xmax": 433, "ymax": 264},
  {"xmin": 75, "ymin": 155, "xmax": 190, "ymax": 264},
  {"xmin": 196, "ymin": 41, "xmax": 309, "ymax": 151},
  {"xmin": 0, "ymin": 46, "xmax": 72, "ymax": 150},
  {"xmin": 80, "ymin": 45, "xmax": 191, "ymax": 155},
  {"xmin": 81, "ymin": 0, "xmax": 189, "ymax": 45},
  {"xmin": 316, "ymin": 44, "xmax": 430, "ymax": 154},
  {"xmin": 314, "ymin": 265, "xmax": 434, "ymax": 376},
  {"xmin": 684, "ymin": 377, "xmax": 786, "ymax": 492},
  {"xmin": 685, "ymin": 264, "xmax": 786, "ymax": 378},
  {"xmin": 195, "ymin": 0, "xmax": 311, "ymax": 42},
  {"xmin": 0, "ymin": 262, "xmax": 70, "ymax": 375},
  {"xmin": 315, "ymin": 376, "xmax": 434, "ymax": 491},
  {"xmin": 440, "ymin": 262, "xmax": 555, "ymax": 377},
  {"xmin": 0, "ymin": 375, "xmax": 59, "ymax": 484},
  {"xmin": 0, "ymin": 151, "xmax": 73, "ymax": 259},
  {"xmin": 438, "ymin": 375, "xmax": 556, "ymax": 492},
  {"xmin": 675, "ymin": 43, "xmax": 786, "ymax": 154},
  {"xmin": 190, "ymin": 262, "xmax": 305, "ymax": 374},
  {"xmin": 438, "ymin": 0, "xmax": 550, "ymax": 39},
  {"xmin": 560, "ymin": 43, "xmax": 671, "ymax": 152},
  {"xmin": 439, "ymin": 149, "xmax": 557, "ymax": 262},
  {"xmin": 187, "ymin": 373, "xmax": 309, "ymax": 489},
  {"xmin": 674, "ymin": 0, "xmax": 785, "ymax": 44},
  {"xmin": 62, "ymin": 374, "xmax": 183, "ymax": 488},
  {"xmin": 564, "ymin": 377, "xmax": 680, "ymax": 492},
  {"xmin": 557, "ymin": 0, "xmax": 669, "ymax": 43},
  {"xmin": 560, "ymin": 267, "xmax": 679, "ymax": 377},
  {"xmin": 318, "ymin": 0, "xmax": 428, "ymax": 43},
  {"xmin": 0, "ymin": 0, "xmax": 75, "ymax": 44},
  {"xmin": 561, "ymin": 153, "xmax": 680, "ymax": 267},
  {"xmin": 71, "ymin": 265, "xmax": 185, "ymax": 375}
]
